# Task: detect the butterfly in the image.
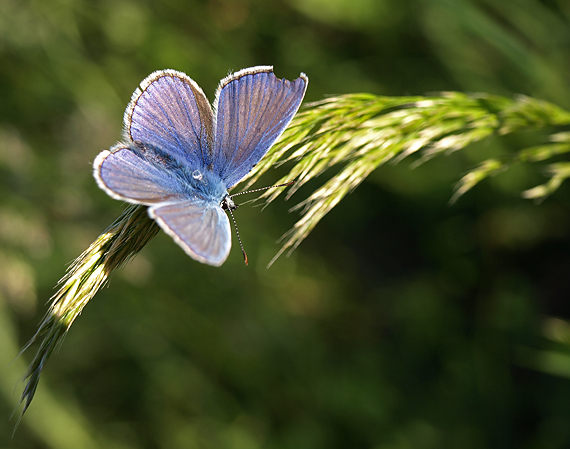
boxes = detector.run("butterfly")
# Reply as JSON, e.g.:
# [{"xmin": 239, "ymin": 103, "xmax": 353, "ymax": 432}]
[{"xmin": 94, "ymin": 66, "xmax": 308, "ymax": 266}]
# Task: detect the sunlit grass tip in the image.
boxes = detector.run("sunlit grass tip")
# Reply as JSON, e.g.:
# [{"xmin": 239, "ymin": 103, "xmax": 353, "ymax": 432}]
[
  {"xmin": 15, "ymin": 204, "xmax": 159, "ymax": 428},
  {"xmin": 242, "ymin": 92, "xmax": 570, "ymax": 266}
]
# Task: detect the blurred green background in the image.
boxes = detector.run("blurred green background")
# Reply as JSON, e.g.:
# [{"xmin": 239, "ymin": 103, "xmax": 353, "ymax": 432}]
[{"xmin": 2, "ymin": 0, "xmax": 570, "ymax": 447}]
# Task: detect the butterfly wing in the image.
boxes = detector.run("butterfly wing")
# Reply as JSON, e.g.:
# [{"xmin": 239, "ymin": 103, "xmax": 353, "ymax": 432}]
[
  {"xmin": 149, "ymin": 199, "xmax": 231, "ymax": 266},
  {"xmin": 94, "ymin": 145, "xmax": 185, "ymax": 204},
  {"xmin": 125, "ymin": 69, "xmax": 215, "ymax": 168},
  {"xmin": 212, "ymin": 66, "xmax": 308, "ymax": 189},
  {"xmin": 95, "ymin": 145, "xmax": 231, "ymax": 266}
]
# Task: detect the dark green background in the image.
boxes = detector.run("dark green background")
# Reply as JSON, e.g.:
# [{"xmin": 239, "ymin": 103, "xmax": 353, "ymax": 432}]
[{"xmin": 2, "ymin": 0, "xmax": 570, "ymax": 447}]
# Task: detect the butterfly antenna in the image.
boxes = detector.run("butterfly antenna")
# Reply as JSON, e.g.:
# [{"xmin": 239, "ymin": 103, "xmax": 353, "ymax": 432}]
[
  {"xmin": 226, "ymin": 207, "xmax": 248, "ymax": 265},
  {"xmin": 226, "ymin": 181, "xmax": 293, "ymax": 265},
  {"xmin": 229, "ymin": 181, "xmax": 294, "ymax": 198}
]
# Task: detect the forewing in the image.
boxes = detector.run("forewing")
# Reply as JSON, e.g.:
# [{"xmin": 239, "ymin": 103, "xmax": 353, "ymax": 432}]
[
  {"xmin": 94, "ymin": 145, "xmax": 184, "ymax": 204},
  {"xmin": 125, "ymin": 70, "xmax": 215, "ymax": 167},
  {"xmin": 150, "ymin": 199, "xmax": 231, "ymax": 266},
  {"xmin": 212, "ymin": 66, "xmax": 308, "ymax": 188}
]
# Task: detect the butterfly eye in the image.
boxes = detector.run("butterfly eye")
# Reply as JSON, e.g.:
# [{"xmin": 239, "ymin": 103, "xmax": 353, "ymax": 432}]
[{"xmin": 221, "ymin": 196, "xmax": 237, "ymax": 211}]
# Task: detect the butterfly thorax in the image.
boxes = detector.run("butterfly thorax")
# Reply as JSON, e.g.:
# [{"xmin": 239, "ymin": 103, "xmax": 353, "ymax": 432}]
[{"xmin": 180, "ymin": 166, "xmax": 227, "ymax": 199}]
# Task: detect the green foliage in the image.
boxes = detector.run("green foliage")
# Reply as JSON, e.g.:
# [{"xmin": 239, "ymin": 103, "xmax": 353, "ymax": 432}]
[{"xmin": 17, "ymin": 205, "xmax": 158, "ymax": 423}]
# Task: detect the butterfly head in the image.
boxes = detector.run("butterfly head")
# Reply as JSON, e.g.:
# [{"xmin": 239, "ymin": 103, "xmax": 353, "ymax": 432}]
[{"xmin": 221, "ymin": 195, "xmax": 237, "ymax": 211}]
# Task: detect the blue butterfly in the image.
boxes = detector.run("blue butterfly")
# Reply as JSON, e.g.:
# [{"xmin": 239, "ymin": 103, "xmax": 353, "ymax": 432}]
[{"xmin": 94, "ymin": 66, "xmax": 308, "ymax": 266}]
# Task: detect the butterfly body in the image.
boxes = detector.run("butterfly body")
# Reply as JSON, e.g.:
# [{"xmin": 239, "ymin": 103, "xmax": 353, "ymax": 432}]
[
  {"xmin": 133, "ymin": 141, "xmax": 229, "ymax": 202},
  {"xmin": 94, "ymin": 66, "xmax": 307, "ymax": 266}
]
